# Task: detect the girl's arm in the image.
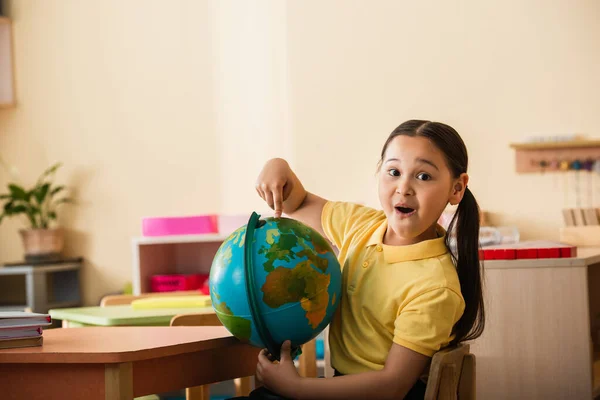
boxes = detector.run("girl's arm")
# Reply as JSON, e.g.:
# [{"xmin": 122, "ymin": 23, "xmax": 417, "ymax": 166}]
[
  {"xmin": 257, "ymin": 341, "xmax": 430, "ymax": 400},
  {"xmin": 256, "ymin": 158, "xmax": 327, "ymax": 237}
]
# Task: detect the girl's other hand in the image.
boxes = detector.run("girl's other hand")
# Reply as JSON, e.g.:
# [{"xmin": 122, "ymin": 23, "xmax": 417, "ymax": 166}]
[
  {"xmin": 256, "ymin": 340, "xmax": 300, "ymax": 397},
  {"xmin": 256, "ymin": 158, "xmax": 294, "ymax": 218}
]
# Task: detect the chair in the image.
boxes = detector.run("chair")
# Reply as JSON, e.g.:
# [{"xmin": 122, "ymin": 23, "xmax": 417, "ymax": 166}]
[
  {"xmin": 424, "ymin": 343, "xmax": 476, "ymax": 400},
  {"xmin": 170, "ymin": 313, "xmax": 253, "ymax": 400},
  {"xmin": 320, "ymin": 329, "xmax": 475, "ymax": 399}
]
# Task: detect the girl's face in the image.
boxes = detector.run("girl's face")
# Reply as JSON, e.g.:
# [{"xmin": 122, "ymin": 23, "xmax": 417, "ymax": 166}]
[{"xmin": 378, "ymin": 135, "xmax": 468, "ymax": 246}]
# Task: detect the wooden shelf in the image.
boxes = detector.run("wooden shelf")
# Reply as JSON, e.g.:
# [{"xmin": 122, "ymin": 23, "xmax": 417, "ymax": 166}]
[
  {"xmin": 510, "ymin": 139, "xmax": 600, "ymax": 150},
  {"xmin": 132, "ymin": 236, "xmax": 226, "ymax": 294},
  {"xmin": 511, "ymin": 139, "xmax": 600, "ymax": 173},
  {"xmin": 133, "ymin": 234, "xmax": 228, "ymax": 246}
]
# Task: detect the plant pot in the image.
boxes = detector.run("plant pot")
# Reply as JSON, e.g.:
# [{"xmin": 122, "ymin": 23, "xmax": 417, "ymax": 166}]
[{"xmin": 19, "ymin": 228, "xmax": 64, "ymax": 261}]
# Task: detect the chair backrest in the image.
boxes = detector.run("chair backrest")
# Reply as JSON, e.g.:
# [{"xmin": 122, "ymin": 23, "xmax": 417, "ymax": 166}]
[
  {"xmin": 100, "ymin": 291, "xmax": 199, "ymax": 307},
  {"xmin": 170, "ymin": 312, "xmax": 222, "ymax": 327},
  {"xmin": 424, "ymin": 343, "xmax": 476, "ymax": 400}
]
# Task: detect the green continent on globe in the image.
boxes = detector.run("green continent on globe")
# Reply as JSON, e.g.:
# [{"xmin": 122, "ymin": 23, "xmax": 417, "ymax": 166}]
[
  {"xmin": 261, "ymin": 260, "xmax": 331, "ymax": 329},
  {"xmin": 213, "ymin": 226, "xmax": 246, "ymax": 273},
  {"xmin": 213, "ymin": 292, "xmax": 252, "ymax": 341},
  {"xmin": 258, "ymin": 218, "xmax": 332, "ymax": 273}
]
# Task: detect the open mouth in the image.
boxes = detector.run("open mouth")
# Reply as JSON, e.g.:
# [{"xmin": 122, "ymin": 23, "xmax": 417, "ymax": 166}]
[{"xmin": 395, "ymin": 206, "xmax": 415, "ymax": 215}]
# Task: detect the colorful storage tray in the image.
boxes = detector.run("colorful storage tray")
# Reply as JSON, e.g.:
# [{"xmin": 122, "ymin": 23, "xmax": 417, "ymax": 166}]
[
  {"xmin": 151, "ymin": 274, "xmax": 209, "ymax": 293},
  {"xmin": 480, "ymin": 240, "xmax": 577, "ymax": 260},
  {"xmin": 142, "ymin": 215, "xmax": 218, "ymax": 236}
]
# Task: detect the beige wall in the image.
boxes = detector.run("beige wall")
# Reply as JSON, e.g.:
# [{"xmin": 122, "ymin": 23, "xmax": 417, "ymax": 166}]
[{"xmin": 0, "ymin": 0, "xmax": 599, "ymax": 305}]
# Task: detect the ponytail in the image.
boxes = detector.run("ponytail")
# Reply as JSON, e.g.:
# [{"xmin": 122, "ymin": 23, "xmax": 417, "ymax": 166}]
[{"xmin": 446, "ymin": 187, "xmax": 485, "ymax": 344}]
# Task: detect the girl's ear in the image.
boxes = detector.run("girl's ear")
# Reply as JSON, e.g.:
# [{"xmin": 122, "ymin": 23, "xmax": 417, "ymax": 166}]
[{"xmin": 449, "ymin": 173, "xmax": 469, "ymax": 205}]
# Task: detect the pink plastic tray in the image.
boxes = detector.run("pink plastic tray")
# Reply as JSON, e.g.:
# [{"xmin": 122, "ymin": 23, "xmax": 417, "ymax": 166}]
[
  {"xmin": 142, "ymin": 215, "xmax": 218, "ymax": 236},
  {"xmin": 151, "ymin": 274, "xmax": 209, "ymax": 293}
]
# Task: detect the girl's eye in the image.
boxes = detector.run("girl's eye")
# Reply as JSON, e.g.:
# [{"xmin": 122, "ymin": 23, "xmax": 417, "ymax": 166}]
[
  {"xmin": 388, "ymin": 169, "xmax": 400, "ymax": 177},
  {"xmin": 417, "ymin": 173, "xmax": 431, "ymax": 181}
]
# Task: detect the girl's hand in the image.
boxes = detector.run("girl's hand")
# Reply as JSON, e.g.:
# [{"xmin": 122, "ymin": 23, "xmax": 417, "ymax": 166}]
[
  {"xmin": 256, "ymin": 340, "xmax": 301, "ymax": 397},
  {"xmin": 256, "ymin": 158, "xmax": 295, "ymax": 218}
]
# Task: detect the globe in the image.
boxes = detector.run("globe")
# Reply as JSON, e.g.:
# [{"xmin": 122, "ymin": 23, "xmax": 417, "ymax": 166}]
[{"xmin": 209, "ymin": 212, "xmax": 342, "ymax": 360}]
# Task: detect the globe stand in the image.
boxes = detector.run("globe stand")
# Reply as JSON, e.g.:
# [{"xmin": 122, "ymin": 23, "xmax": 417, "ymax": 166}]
[{"xmin": 244, "ymin": 211, "xmax": 302, "ymax": 361}]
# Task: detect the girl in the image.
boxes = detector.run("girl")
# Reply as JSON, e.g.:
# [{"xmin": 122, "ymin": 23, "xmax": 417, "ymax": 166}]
[{"xmin": 242, "ymin": 120, "xmax": 484, "ymax": 400}]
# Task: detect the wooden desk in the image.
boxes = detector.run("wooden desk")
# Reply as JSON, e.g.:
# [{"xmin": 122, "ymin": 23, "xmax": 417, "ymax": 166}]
[
  {"xmin": 0, "ymin": 326, "xmax": 259, "ymax": 400},
  {"xmin": 471, "ymin": 247, "xmax": 600, "ymax": 399},
  {"xmin": 50, "ymin": 305, "xmax": 215, "ymax": 327}
]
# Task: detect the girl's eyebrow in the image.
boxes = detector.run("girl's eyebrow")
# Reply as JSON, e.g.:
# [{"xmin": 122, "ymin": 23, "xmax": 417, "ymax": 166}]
[
  {"xmin": 384, "ymin": 157, "xmax": 439, "ymax": 171},
  {"xmin": 416, "ymin": 158, "xmax": 439, "ymax": 171}
]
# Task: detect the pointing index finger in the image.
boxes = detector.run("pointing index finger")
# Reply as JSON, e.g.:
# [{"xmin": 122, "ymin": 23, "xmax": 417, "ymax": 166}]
[{"xmin": 272, "ymin": 188, "xmax": 283, "ymax": 218}]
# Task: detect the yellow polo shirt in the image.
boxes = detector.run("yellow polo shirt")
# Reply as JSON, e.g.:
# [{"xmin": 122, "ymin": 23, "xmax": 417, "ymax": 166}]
[{"xmin": 321, "ymin": 201, "xmax": 465, "ymax": 374}]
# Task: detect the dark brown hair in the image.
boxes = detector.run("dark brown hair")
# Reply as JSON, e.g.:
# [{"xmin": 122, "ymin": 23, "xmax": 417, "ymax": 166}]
[{"xmin": 379, "ymin": 119, "xmax": 485, "ymax": 344}]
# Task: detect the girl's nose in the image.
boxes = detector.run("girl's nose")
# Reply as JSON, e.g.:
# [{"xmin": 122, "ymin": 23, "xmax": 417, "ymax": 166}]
[{"xmin": 396, "ymin": 178, "xmax": 414, "ymax": 195}]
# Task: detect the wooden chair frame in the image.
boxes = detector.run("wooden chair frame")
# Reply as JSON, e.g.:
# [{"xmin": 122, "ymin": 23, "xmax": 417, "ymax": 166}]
[{"xmin": 424, "ymin": 343, "xmax": 476, "ymax": 400}]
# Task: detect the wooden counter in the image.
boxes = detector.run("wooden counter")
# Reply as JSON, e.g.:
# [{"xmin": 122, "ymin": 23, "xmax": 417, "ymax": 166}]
[{"xmin": 471, "ymin": 247, "xmax": 600, "ymax": 399}]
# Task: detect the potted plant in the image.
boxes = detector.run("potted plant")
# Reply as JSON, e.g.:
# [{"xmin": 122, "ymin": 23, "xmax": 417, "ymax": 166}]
[{"xmin": 0, "ymin": 162, "xmax": 72, "ymax": 261}]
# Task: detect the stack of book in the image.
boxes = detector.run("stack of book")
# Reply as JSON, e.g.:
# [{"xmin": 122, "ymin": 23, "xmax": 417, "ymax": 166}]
[{"xmin": 0, "ymin": 312, "xmax": 52, "ymax": 349}]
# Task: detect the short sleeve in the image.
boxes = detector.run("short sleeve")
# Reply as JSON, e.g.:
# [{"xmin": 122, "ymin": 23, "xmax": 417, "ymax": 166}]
[
  {"xmin": 393, "ymin": 287, "xmax": 465, "ymax": 357},
  {"xmin": 321, "ymin": 201, "xmax": 382, "ymax": 249}
]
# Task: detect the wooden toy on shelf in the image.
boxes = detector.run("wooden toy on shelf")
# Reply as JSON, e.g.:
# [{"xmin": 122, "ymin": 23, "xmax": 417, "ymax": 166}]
[
  {"xmin": 510, "ymin": 139, "xmax": 600, "ymax": 173},
  {"xmin": 560, "ymin": 208, "xmax": 600, "ymax": 247}
]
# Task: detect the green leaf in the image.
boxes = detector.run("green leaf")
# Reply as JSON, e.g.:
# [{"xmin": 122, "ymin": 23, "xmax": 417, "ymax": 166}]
[
  {"xmin": 29, "ymin": 213, "xmax": 38, "ymax": 228},
  {"xmin": 4, "ymin": 201, "xmax": 13, "ymax": 212},
  {"xmin": 6, "ymin": 204, "xmax": 27, "ymax": 215},
  {"xmin": 37, "ymin": 163, "xmax": 62, "ymax": 184},
  {"xmin": 33, "ymin": 183, "xmax": 50, "ymax": 204},
  {"xmin": 50, "ymin": 186, "xmax": 65, "ymax": 197},
  {"xmin": 8, "ymin": 184, "xmax": 27, "ymax": 200},
  {"xmin": 27, "ymin": 205, "xmax": 40, "ymax": 214},
  {"xmin": 47, "ymin": 211, "xmax": 57, "ymax": 220},
  {"xmin": 54, "ymin": 198, "xmax": 73, "ymax": 205}
]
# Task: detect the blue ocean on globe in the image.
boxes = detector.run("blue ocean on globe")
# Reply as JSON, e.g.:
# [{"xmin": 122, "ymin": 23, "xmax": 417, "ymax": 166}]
[{"xmin": 209, "ymin": 214, "xmax": 341, "ymax": 358}]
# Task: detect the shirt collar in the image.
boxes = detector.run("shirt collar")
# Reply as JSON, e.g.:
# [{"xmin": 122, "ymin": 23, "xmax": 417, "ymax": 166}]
[{"xmin": 366, "ymin": 220, "xmax": 449, "ymax": 263}]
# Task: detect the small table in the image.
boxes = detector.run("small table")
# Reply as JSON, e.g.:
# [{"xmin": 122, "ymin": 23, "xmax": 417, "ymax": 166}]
[
  {"xmin": 0, "ymin": 258, "xmax": 82, "ymax": 313},
  {"xmin": 0, "ymin": 326, "xmax": 259, "ymax": 400},
  {"xmin": 50, "ymin": 305, "xmax": 215, "ymax": 327}
]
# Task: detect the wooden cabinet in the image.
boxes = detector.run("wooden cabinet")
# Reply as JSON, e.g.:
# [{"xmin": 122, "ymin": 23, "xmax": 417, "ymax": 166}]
[
  {"xmin": 0, "ymin": 17, "xmax": 14, "ymax": 108},
  {"xmin": 131, "ymin": 234, "xmax": 227, "ymax": 295},
  {"xmin": 470, "ymin": 249, "xmax": 600, "ymax": 399}
]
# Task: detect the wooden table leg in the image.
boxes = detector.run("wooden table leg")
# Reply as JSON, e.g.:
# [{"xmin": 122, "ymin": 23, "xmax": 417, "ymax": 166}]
[
  {"xmin": 186, "ymin": 385, "xmax": 210, "ymax": 400},
  {"xmin": 298, "ymin": 338, "xmax": 317, "ymax": 378},
  {"xmin": 105, "ymin": 362, "xmax": 133, "ymax": 400},
  {"xmin": 234, "ymin": 377, "xmax": 253, "ymax": 396}
]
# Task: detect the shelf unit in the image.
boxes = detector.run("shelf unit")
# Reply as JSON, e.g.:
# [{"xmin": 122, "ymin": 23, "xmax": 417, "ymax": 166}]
[
  {"xmin": 0, "ymin": 261, "xmax": 82, "ymax": 313},
  {"xmin": 510, "ymin": 139, "xmax": 600, "ymax": 173},
  {"xmin": 0, "ymin": 16, "xmax": 15, "ymax": 108},
  {"xmin": 131, "ymin": 234, "xmax": 228, "ymax": 295}
]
